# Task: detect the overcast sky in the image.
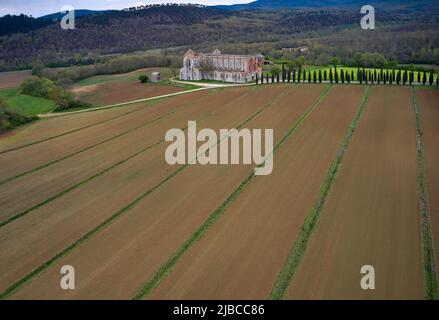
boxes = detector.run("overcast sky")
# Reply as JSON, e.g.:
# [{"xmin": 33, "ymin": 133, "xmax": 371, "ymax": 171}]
[{"xmin": 0, "ymin": 0, "xmax": 254, "ymax": 17}]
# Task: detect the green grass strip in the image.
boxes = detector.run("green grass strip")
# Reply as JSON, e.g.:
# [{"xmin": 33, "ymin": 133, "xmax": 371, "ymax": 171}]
[
  {"xmin": 133, "ymin": 84, "xmax": 333, "ymax": 300},
  {"xmin": 411, "ymin": 87, "xmax": 439, "ymax": 300},
  {"xmin": 0, "ymin": 85, "xmax": 281, "ymax": 299},
  {"xmin": 269, "ymin": 85, "xmax": 372, "ymax": 300}
]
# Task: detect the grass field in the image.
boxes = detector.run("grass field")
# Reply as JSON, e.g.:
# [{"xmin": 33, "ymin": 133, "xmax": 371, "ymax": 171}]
[
  {"xmin": 0, "ymin": 84, "xmax": 437, "ymax": 300},
  {"xmin": 0, "ymin": 88, "xmax": 55, "ymax": 116}
]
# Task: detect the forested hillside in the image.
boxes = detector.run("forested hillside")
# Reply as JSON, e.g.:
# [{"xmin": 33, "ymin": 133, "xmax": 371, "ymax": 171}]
[
  {"xmin": 0, "ymin": 14, "xmax": 53, "ymax": 37},
  {"xmin": 218, "ymin": 0, "xmax": 438, "ymax": 12},
  {"xmin": 0, "ymin": 4, "xmax": 438, "ymax": 71}
]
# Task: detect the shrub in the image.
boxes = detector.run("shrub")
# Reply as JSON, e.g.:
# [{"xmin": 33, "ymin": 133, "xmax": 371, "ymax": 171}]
[
  {"xmin": 53, "ymin": 91, "xmax": 92, "ymax": 112},
  {"xmin": 20, "ymin": 77, "xmax": 57, "ymax": 99},
  {"xmin": 139, "ymin": 74, "xmax": 149, "ymax": 83},
  {"xmin": 0, "ymin": 98, "xmax": 37, "ymax": 134}
]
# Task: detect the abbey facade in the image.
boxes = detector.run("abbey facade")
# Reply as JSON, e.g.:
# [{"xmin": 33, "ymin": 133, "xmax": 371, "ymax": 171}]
[{"xmin": 180, "ymin": 49, "xmax": 264, "ymax": 84}]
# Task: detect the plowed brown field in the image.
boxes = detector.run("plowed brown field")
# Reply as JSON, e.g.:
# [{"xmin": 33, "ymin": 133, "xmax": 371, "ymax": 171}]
[
  {"xmin": 74, "ymin": 82, "xmax": 183, "ymax": 106},
  {"xmin": 287, "ymin": 86, "xmax": 424, "ymax": 299},
  {"xmin": 0, "ymin": 90, "xmax": 210, "ymax": 180},
  {"xmin": 0, "ymin": 90, "xmax": 204, "ymax": 153},
  {"xmin": 0, "ymin": 70, "xmax": 31, "ymax": 89},
  {"xmin": 0, "ymin": 84, "xmax": 432, "ymax": 300},
  {"xmin": 1, "ymin": 85, "xmax": 287, "ymax": 295},
  {"xmin": 10, "ymin": 85, "xmax": 325, "ymax": 299},
  {"xmin": 0, "ymin": 89, "xmax": 242, "ymax": 222},
  {"xmin": 148, "ymin": 86, "xmax": 363, "ymax": 300},
  {"xmin": 418, "ymin": 89, "xmax": 439, "ymax": 268}
]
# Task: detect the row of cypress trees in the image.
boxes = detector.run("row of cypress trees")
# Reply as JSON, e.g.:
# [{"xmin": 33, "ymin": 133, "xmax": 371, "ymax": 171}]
[{"xmin": 256, "ymin": 67, "xmax": 439, "ymax": 86}]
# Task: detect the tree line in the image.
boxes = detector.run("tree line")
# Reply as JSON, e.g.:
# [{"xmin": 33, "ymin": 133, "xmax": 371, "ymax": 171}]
[
  {"xmin": 257, "ymin": 67, "xmax": 439, "ymax": 86},
  {"xmin": 0, "ymin": 99, "xmax": 37, "ymax": 134},
  {"xmin": 20, "ymin": 77, "xmax": 91, "ymax": 111}
]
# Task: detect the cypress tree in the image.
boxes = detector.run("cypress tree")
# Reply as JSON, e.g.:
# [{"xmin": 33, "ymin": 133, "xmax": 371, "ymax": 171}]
[
  {"xmin": 340, "ymin": 69, "xmax": 345, "ymax": 83},
  {"xmin": 359, "ymin": 70, "xmax": 363, "ymax": 84},
  {"xmin": 329, "ymin": 69, "xmax": 333, "ymax": 83},
  {"xmin": 277, "ymin": 73, "xmax": 280, "ymax": 83},
  {"xmin": 417, "ymin": 72, "xmax": 421, "ymax": 83},
  {"xmin": 402, "ymin": 70, "xmax": 407, "ymax": 85},
  {"xmin": 429, "ymin": 72, "xmax": 433, "ymax": 86},
  {"xmin": 292, "ymin": 70, "xmax": 296, "ymax": 83},
  {"xmin": 335, "ymin": 68, "xmax": 339, "ymax": 83},
  {"xmin": 303, "ymin": 69, "xmax": 306, "ymax": 83},
  {"xmin": 266, "ymin": 73, "xmax": 269, "ymax": 84},
  {"xmin": 298, "ymin": 68, "xmax": 301, "ymax": 82},
  {"xmin": 380, "ymin": 69, "xmax": 384, "ymax": 82},
  {"xmin": 346, "ymin": 71, "xmax": 351, "ymax": 84},
  {"xmin": 319, "ymin": 70, "xmax": 322, "ymax": 83},
  {"xmin": 422, "ymin": 72, "xmax": 427, "ymax": 85},
  {"xmin": 271, "ymin": 74, "xmax": 274, "ymax": 84},
  {"xmin": 324, "ymin": 70, "xmax": 327, "ymax": 81},
  {"xmin": 308, "ymin": 72, "xmax": 311, "ymax": 83},
  {"xmin": 351, "ymin": 70, "xmax": 354, "ymax": 82},
  {"xmin": 377, "ymin": 72, "xmax": 380, "ymax": 85},
  {"xmin": 313, "ymin": 70, "xmax": 317, "ymax": 83}
]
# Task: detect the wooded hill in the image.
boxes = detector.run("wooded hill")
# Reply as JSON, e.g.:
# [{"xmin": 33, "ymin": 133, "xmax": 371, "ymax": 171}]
[{"xmin": 0, "ymin": 4, "xmax": 438, "ymax": 71}]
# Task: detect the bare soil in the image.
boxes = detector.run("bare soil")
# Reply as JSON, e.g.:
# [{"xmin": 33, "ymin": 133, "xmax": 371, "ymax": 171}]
[
  {"xmin": 0, "ymin": 70, "xmax": 32, "ymax": 89},
  {"xmin": 149, "ymin": 86, "xmax": 362, "ymax": 300},
  {"xmin": 3, "ymin": 85, "xmax": 286, "ymax": 296},
  {"xmin": 287, "ymin": 86, "xmax": 424, "ymax": 299}
]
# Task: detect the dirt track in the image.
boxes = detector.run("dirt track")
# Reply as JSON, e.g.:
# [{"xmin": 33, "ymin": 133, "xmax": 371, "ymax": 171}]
[
  {"xmin": 148, "ymin": 86, "xmax": 363, "ymax": 299},
  {"xmin": 287, "ymin": 86, "xmax": 424, "ymax": 299},
  {"xmin": 3, "ymin": 85, "xmax": 287, "ymax": 296},
  {"xmin": 418, "ymin": 89, "xmax": 439, "ymax": 269}
]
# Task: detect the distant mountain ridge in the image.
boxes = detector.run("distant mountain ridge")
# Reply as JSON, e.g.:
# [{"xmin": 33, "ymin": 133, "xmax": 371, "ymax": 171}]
[
  {"xmin": 39, "ymin": 9, "xmax": 105, "ymax": 20},
  {"xmin": 216, "ymin": 0, "xmax": 436, "ymax": 11}
]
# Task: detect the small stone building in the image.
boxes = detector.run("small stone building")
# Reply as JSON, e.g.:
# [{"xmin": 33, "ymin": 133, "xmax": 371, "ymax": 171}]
[
  {"xmin": 180, "ymin": 49, "xmax": 264, "ymax": 84},
  {"xmin": 151, "ymin": 72, "xmax": 161, "ymax": 83}
]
